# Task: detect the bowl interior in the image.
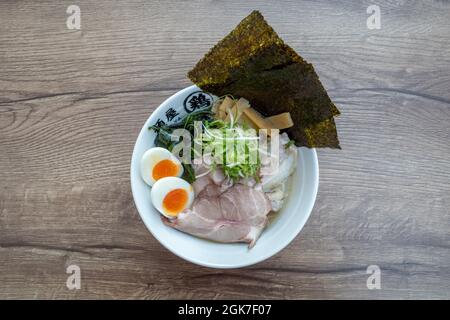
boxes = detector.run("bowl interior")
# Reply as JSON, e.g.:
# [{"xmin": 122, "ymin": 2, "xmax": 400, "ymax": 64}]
[{"xmin": 130, "ymin": 85, "xmax": 318, "ymax": 268}]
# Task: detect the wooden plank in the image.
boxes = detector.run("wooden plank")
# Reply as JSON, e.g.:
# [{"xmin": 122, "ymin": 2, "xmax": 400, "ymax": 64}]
[{"xmin": 0, "ymin": 0, "xmax": 449, "ymax": 299}]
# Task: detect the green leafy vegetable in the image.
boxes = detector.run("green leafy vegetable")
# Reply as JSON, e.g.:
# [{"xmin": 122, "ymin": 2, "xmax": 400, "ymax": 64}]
[
  {"xmin": 149, "ymin": 108, "xmax": 215, "ymax": 183},
  {"xmin": 181, "ymin": 163, "xmax": 196, "ymax": 184}
]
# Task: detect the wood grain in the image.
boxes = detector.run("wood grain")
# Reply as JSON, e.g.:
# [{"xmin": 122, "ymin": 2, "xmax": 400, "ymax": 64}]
[{"xmin": 0, "ymin": 0, "xmax": 449, "ymax": 299}]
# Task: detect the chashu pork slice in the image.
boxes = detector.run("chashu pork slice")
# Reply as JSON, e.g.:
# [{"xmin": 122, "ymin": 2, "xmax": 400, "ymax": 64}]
[{"xmin": 162, "ymin": 184, "xmax": 271, "ymax": 248}]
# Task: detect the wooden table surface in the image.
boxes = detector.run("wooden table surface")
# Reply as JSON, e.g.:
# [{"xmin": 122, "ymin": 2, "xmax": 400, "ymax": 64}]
[{"xmin": 1, "ymin": 0, "xmax": 449, "ymax": 299}]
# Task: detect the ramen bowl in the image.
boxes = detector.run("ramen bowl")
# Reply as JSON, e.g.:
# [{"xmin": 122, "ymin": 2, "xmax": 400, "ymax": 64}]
[{"xmin": 130, "ymin": 85, "xmax": 319, "ymax": 268}]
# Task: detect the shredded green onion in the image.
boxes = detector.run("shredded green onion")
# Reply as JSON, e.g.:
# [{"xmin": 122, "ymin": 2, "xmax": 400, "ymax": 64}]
[{"xmin": 200, "ymin": 120, "xmax": 260, "ymax": 181}]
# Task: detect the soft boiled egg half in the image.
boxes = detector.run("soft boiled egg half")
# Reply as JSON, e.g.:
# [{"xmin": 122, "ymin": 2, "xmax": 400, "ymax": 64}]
[
  {"xmin": 151, "ymin": 177, "xmax": 194, "ymax": 218},
  {"xmin": 140, "ymin": 147, "xmax": 183, "ymax": 186}
]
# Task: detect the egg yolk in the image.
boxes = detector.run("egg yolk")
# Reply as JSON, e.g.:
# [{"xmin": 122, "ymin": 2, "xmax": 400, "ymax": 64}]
[
  {"xmin": 152, "ymin": 159, "xmax": 179, "ymax": 181},
  {"xmin": 162, "ymin": 188, "xmax": 188, "ymax": 216}
]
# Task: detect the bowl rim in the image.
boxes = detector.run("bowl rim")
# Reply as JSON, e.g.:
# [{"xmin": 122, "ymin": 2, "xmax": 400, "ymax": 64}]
[{"xmin": 130, "ymin": 85, "xmax": 319, "ymax": 269}]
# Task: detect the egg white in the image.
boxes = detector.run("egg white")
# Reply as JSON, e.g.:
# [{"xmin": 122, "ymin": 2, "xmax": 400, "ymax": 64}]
[
  {"xmin": 151, "ymin": 176, "xmax": 194, "ymax": 218},
  {"xmin": 140, "ymin": 147, "xmax": 183, "ymax": 186}
]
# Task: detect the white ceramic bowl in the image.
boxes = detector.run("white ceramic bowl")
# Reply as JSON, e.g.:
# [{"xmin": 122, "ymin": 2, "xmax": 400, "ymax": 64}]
[{"xmin": 130, "ymin": 85, "xmax": 319, "ymax": 268}]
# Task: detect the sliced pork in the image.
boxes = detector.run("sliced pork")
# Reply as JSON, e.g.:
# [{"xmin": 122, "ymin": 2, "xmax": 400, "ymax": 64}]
[
  {"xmin": 192, "ymin": 165, "xmax": 233, "ymax": 195},
  {"xmin": 162, "ymin": 184, "xmax": 271, "ymax": 248}
]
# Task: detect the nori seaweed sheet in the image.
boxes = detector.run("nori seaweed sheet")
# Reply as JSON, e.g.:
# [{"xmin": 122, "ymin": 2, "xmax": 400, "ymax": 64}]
[{"xmin": 188, "ymin": 10, "xmax": 340, "ymax": 148}]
